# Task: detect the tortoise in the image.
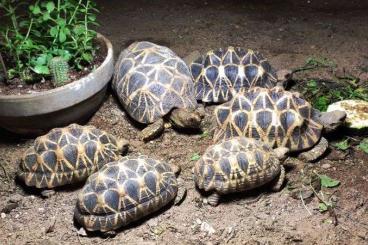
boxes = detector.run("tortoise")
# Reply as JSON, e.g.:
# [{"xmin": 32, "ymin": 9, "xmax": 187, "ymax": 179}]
[
  {"xmin": 74, "ymin": 155, "xmax": 185, "ymax": 232},
  {"xmin": 18, "ymin": 124, "xmax": 128, "ymax": 197},
  {"xmin": 213, "ymin": 86, "xmax": 346, "ymax": 161},
  {"xmin": 190, "ymin": 47, "xmax": 282, "ymax": 104},
  {"xmin": 112, "ymin": 41, "xmax": 202, "ymax": 141},
  {"xmin": 193, "ymin": 137, "xmax": 288, "ymax": 206}
]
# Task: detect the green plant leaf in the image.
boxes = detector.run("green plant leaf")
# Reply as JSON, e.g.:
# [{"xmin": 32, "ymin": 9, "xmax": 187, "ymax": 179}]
[
  {"xmin": 319, "ymin": 202, "xmax": 328, "ymax": 213},
  {"xmin": 358, "ymin": 138, "xmax": 368, "ymax": 154},
  {"xmin": 46, "ymin": 1, "xmax": 55, "ymax": 12},
  {"xmin": 42, "ymin": 12, "xmax": 50, "ymax": 21},
  {"xmin": 82, "ymin": 52, "xmax": 93, "ymax": 62},
  {"xmin": 314, "ymin": 96, "xmax": 329, "ymax": 112},
  {"xmin": 200, "ymin": 130, "xmax": 209, "ymax": 139},
  {"xmin": 333, "ymin": 139, "xmax": 350, "ymax": 151},
  {"xmin": 35, "ymin": 54, "xmax": 47, "ymax": 66},
  {"xmin": 318, "ymin": 174, "xmax": 340, "ymax": 188},
  {"xmin": 50, "ymin": 26, "xmax": 58, "ymax": 37},
  {"xmin": 32, "ymin": 65, "xmax": 49, "ymax": 74},
  {"xmin": 59, "ymin": 30, "xmax": 66, "ymax": 43},
  {"xmin": 73, "ymin": 25, "xmax": 85, "ymax": 35},
  {"xmin": 190, "ymin": 153, "xmax": 201, "ymax": 161},
  {"xmin": 30, "ymin": 5, "xmax": 41, "ymax": 14},
  {"xmin": 56, "ymin": 18, "xmax": 66, "ymax": 27}
]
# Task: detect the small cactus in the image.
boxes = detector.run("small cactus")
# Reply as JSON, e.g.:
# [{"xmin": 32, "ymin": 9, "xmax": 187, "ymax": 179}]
[{"xmin": 49, "ymin": 57, "xmax": 69, "ymax": 86}]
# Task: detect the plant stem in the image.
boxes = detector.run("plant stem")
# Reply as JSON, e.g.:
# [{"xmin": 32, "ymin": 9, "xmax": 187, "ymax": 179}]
[
  {"xmin": 68, "ymin": 0, "xmax": 83, "ymax": 25},
  {"xmin": 0, "ymin": 53, "xmax": 9, "ymax": 82}
]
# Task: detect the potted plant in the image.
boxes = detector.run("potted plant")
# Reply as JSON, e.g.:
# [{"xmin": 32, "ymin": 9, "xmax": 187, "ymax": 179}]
[{"xmin": 0, "ymin": 0, "xmax": 114, "ymax": 135}]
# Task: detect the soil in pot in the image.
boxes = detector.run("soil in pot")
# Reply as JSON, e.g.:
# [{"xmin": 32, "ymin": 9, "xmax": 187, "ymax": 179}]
[{"xmin": 0, "ymin": 40, "xmax": 107, "ymax": 96}]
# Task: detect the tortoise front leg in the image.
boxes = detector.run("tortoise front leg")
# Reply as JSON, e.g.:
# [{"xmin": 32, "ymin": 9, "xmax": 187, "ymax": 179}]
[
  {"xmin": 298, "ymin": 137, "xmax": 328, "ymax": 162},
  {"xmin": 140, "ymin": 119, "xmax": 165, "ymax": 142},
  {"xmin": 207, "ymin": 192, "xmax": 221, "ymax": 206}
]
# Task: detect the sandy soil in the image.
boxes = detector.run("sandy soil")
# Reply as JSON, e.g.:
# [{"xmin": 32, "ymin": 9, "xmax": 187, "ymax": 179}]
[{"xmin": 1, "ymin": 0, "xmax": 368, "ymax": 244}]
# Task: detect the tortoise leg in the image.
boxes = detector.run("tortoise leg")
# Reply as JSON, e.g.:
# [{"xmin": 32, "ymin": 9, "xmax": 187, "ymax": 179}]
[
  {"xmin": 271, "ymin": 165, "xmax": 285, "ymax": 191},
  {"xmin": 140, "ymin": 119, "xmax": 165, "ymax": 141},
  {"xmin": 207, "ymin": 192, "xmax": 221, "ymax": 206},
  {"xmin": 298, "ymin": 137, "xmax": 328, "ymax": 162},
  {"xmin": 41, "ymin": 189, "xmax": 56, "ymax": 198},
  {"xmin": 174, "ymin": 177, "xmax": 187, "ymax": 205}
]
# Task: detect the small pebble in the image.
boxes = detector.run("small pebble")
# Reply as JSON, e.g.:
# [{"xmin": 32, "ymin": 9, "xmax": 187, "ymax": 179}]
[
  {"xmin": 322, "ymin": 163, "xmax": 331, "ymax": 169},
  {"xmin": 38, "ymin": 207, "xmax": 45, "ymax": 212},
  {"xmin": 77, "ymin": 227, "xmax": 87, "ymax": 237},
  {"xmin": 1, "ymin": 213, "xmax": 6, "ymax": 219}
]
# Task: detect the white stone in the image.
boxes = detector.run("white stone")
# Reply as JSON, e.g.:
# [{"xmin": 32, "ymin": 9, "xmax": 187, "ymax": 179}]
[{"xmin": 200, "ymin": 221, "xmax": 216, "ymax": 236}]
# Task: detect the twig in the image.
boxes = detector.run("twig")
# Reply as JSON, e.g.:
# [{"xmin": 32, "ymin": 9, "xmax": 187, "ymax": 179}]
[
  {"xmin": 310, "ymin": 183, "xmax": 339, "ymax": 226},
  {"xmin": 0, "ymin": 52, "xmax": 8, "ymax": 82},
  {"xmin": 300, "ymin": 191, "xmax": 312, "ymax": 216}
]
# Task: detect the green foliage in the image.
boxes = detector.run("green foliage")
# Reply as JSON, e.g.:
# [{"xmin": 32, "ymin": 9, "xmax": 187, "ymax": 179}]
[
  {"xmin": 49, "ymin": 56, "xmax": 69, "ymax": 86},
  {"xmin": 333, "ymin": 138, "xmax": 350, "ymax": 151},
  {"xmin": 200, "ymin": 130, "xmax": 209, "ymax": 139},
  {"xmin": 318, "ymin": 174, "xmax": 340, "ymax": 188},
  {"xmin": 301, "ymin": 79, "xmax": 368, "ymax": 111},
  {"xmin": 358, "ymin": 138, "xmax": 368, "ymax": 154},
  {"xmin": 294, "ymin": 56, "xmax": 336, "ymax": 74},
  {"xmin": 0, "ymin": 0, "xmax": 98, "ymax": 83},
  {"xmin": 304, "ymin": 56, "xmax": 336, "ymax": 70},
  {"xmin": 190, "ymin": 153, "xmax": 201, "ymax": 161},
  {"xmin": 318, "ymin": 202, "xmax": 329, "ymax": 213}
]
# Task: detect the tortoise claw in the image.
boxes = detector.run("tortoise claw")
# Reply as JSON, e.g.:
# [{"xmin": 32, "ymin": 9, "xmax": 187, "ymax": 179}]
[
  {"xmin": 41, "ymin": 189, "xmax": 56, "ymax": 198},
  {"xmin": 174, "ymin": 178, "xmax": 187, "ymax": 205}
]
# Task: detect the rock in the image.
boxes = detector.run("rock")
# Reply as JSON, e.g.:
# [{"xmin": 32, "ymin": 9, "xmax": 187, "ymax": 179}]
[
  {"xmin": 77, "ymin": 227, "xmax": 87, "ymax": 237},
  {"xmin": 322, "ymin": 163, "xmax": 331, "ymax": 169},
  {"xmin": 200, "ymin": 221, "xmax": 216, "ymax": 236},
  {"xmin": 9, "ymin": 194, "xmax": 23, "ymax": 203},
  {"xmin": 1, "ymin": 202, "xmax": 18, "ymax": 214},
  {"xmin": 327, "ymin": 100, "xmax": 368, "ymax": 130},
  {"xmin": 1, "ymin": 213, "xmax": 6, "ymax": 219}
]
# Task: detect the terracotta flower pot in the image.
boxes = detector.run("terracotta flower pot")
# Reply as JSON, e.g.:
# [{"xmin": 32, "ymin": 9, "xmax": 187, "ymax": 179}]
[{"xmin": 0, "ymin": 33, "xmax": 114, "ymax": 136}]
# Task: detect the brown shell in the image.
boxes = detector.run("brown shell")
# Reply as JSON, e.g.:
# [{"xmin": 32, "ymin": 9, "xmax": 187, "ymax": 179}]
[
  {"xmin": 112, "ymin": 41, "xmax": 197, "ymax": 124},
  {"xmin": 74, "ymin": 155, "xmax": 177, "ymax": 232},
  {"xmin": 193, "ymin": 137, "xmax": 281, "ymax": 193},
  {"xmin": 18, "ymin": 124, "xmax": 126, "ymax": 189},
  {"xmin": 213, "ymin": 87, "xmax": 323, "ymax": 152}
]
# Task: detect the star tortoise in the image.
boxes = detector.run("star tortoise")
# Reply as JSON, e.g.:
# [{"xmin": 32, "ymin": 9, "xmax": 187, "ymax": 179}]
[
  {"xmin": 18, "ymin": 124, "xmax": 128, "ymax": 196},
  {"xmin": 213, "ymin": 87, "xmax": 346, "ymax": 161},
  {"xmin": 113, "ymin": 41, "xmax": 202, "ymax": 141},
  {"xmin": 193, "ymin": 137, "xmax": 288, "ymax": 206},
  {"xmin": 74, "ymin": 155, "xmax": 183, "ymax": 232},
  {"xmin": 190, "ymin": 47, "xmax": 278, "ymax": 103}
]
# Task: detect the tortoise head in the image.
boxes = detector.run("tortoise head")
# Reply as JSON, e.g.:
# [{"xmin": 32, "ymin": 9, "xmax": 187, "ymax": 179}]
[
  {"xmin": 117, "ymin": 138, "xmax": 129, "ymax": 153},
  {"xmin": 318, "ymin": 110, "xmax": 346, "ymax": 133},
  {"xmin": 169, "ymin": 108, "xmax": 203, "ymax": 129}
]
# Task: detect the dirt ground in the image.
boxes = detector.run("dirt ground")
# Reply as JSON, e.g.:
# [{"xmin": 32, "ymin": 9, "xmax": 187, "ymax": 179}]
[{"xmin": 1, "ymin": 0, "xmax": 368, "ymax": 244}]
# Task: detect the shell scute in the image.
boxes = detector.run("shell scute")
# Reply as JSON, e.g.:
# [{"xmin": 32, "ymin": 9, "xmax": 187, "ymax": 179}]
[
  {"xmin": 74, "ymin": 156, "xmax": 178, "ymax": 232},
  {"xmin": 214, "ymin": 87, "xmax": 323, "ymax": 152}
]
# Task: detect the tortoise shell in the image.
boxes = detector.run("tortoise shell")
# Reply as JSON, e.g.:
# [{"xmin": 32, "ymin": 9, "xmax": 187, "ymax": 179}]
[
  {"xmin": 190, "ymin": 47, "xmax": 277, "ymax": 103},
  {"xmin": 213, "ymin": 87, "xmax": 323, "ymax": 151},
  {"xmin": 112, "ymin": 41, "xmax": 198, "ymax": 124},
  {"xmin": 193, "ymin": 137, "xmax": 281, "ymax": 193},
  {"xmin": 74, "ymin": 155, "xmax": 178, "ymax": 232},
  {"xmin": 18, "ymin": 124, "xmax": 126, "ymax": 189}
]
